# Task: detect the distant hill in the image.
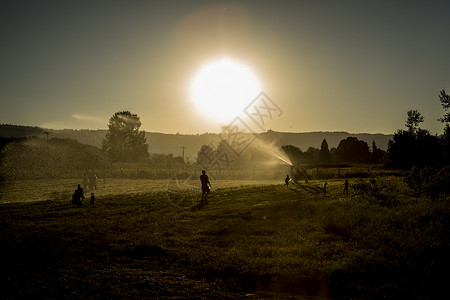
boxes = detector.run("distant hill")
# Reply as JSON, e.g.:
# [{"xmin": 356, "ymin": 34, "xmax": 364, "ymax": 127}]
[
  {"xmin": 0, "ymin": 124, "xmax": 45, "ymax": 138},
  {"xmin": 0, "ymin": 124, "xmax": 393, "ymax": 157},
  {"xmin": 257, "ymin": 130, "xmax": 393, "ymax": 151}
]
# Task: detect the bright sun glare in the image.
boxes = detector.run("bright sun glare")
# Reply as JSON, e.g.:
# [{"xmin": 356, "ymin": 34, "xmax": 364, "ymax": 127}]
[{"xmin": 190, "ymin": 58, "xmax": 262, "ymax": 123}]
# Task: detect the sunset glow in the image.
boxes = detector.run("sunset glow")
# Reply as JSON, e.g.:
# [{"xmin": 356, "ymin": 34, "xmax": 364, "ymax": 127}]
[{"xmin": 190, "ymin": 58, "xmax": 261, "ymax": 123}]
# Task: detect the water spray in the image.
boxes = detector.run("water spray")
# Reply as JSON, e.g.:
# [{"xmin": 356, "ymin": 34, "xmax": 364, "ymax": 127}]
[
  {"xmin": 272, "ymin": 154, "xmax": 293, "ymax": 166},
  {"xmin": 251, "ymin": 138, "xmax": 293, "ymax": 166}
]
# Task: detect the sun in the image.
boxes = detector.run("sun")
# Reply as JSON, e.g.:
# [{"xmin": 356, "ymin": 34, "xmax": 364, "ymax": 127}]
[{"xmin": 190, "ymin": 58, "xmax": 262, "ymax": 123}]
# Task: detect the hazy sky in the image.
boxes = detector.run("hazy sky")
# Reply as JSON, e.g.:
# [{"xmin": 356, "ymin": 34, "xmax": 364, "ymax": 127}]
[{"xmin": 1, "ymin": 0, "xmax": 449, "ymax": 135}]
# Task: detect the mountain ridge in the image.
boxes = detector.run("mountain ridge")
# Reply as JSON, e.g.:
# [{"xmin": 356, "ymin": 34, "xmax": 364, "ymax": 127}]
[{"xmin": 0, "ymin": 124, "xmax": 393, "ymax": 158}]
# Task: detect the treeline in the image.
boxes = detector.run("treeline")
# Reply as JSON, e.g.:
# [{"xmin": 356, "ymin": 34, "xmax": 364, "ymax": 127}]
[
  {"xmin": 2, "ymin": 89, "xmax": 449, "ymax": 183},
  {"xmin": 281, "ymin": 137, "xmax": 385, "ymax": 166},
  {"xmin": 194, "ymin": 136, "xmax": 386, "ymax": 171},
  {"xmin": 282, "ymin": 89, "xmax": 450, "ymax": 171},
  {"xmin": 385, "ymin": 89, "xmax": 450, "ymax": 201},
  {"xmin": 192, "ymin": 89, "xmax": 450, "ymax": 188},
  {"xmin": 388, "ymin": 111, "xmax": 450, "ymax": 169}
]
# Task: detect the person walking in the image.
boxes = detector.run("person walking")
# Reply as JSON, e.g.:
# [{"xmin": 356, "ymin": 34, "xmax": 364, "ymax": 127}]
[
  {"xmin": 200, "ymin": 170, "xmax": 211, "ymax": 203},
  {"xmin": 343, "ymin": 179, "xmax": 349, "ymax": 195}
]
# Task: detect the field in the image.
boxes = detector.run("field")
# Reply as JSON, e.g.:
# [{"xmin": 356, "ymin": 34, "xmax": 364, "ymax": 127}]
[
  {"xmin": 0, "ymin": 178, "xmax": 282, "ymax": 204},
  {"xmin": 1, "ymin": 177, "xmax": 449, "ymax": 299}
]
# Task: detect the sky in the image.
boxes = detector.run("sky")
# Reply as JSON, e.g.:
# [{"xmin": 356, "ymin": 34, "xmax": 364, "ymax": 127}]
[{"xmin": 1, "ymin": 0, "xmax": 449, "ymax": 135}]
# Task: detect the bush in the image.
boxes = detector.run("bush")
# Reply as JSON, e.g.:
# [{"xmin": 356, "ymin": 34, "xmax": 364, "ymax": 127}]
[
  {"xmin": 405, "ymin": 166, "xmax": 450, "ymax": 201},
  {"xmin": 351, "ymin": 177, "xmax": 398, "ymax": 206}
]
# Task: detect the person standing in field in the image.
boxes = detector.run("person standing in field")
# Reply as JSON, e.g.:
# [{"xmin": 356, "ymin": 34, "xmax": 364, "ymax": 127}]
[
  {"xmin": 90, "ymin": 193, "xmax": 95, "ymax": 205},
  {"xmin": 200, "ymin": 170, "xmax": 211, "ymax": 202},
  {"xmin": 323, "ymin": 181, "xmax": 328, "ymax": 197},
  {"xmin": 343, "ymin": 179, "xmax": 349, "ymax": 195},
  {"xmin": 77, "ymin": 184, "xmax": 85, "ymax": 200},
  {"xmin": 285, "ymin": 175, "xmax": 290, "ymax": 187},
  {"xmin": 72, "ymin": 185, "xmax": 84, "ymax": 207}
]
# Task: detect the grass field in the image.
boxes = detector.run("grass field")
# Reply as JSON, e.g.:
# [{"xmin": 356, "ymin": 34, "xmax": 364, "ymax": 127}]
[
  {"xmin": 1, "ymin": 177, "xmax": 449, "ymax": 299},
  {"xmin": 0, "ymin": 178, "xmax": 281, "ymax": 204}
]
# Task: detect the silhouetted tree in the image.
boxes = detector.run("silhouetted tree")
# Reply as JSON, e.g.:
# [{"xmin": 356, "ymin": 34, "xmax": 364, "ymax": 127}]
[
  {"xmin": 437, "ymin": 90, "xmax": 450, "ymax": 166},
  {"xmin": 319, "ymin": 139, "xmax": 331, "ymax": 163},
  {"xmin": 405, "ymin": 110, "xmax": 424, "ymax": 133},
  {"xmin": 281, "ymin": 145, "xmax": 312, "ymax": 165},
  {"xmin": 388, "ymin": 111, "xmax": 442, "ymax": 169},
  {"xmin": 329, "ymin": 147, "xmax": 338, "ymax": 162},
  {"xmin": 336, "ymin": 137, "xmax": 371, "ymax": 163},
  {"xmin": 416, "ymin": 129, "xmax": 442, "ymax": 167},
  {"xmin": 101, "ymin": 111, "xmax": 149, "ymax": 162},
  {"xmin": 197, "ymin": 144, "xmax": 215, "ymax": 169},
  {"xmin": 438, "ymin": 89, "xmax": 450, "ymax": 124},
  {"xmin": 306, "ymin": 147, "xmax": 320, "ymax": 163},
  {"xmin": 371, "ymin": 141, "xmax": 386, "ymax": 164},
  {"xmin": 387, "ymin": 130, "xmax": 416, "ymax": 169},
  {"xmin": 442, "ymin": 125, "xmax": 450, "ymax": 165}
]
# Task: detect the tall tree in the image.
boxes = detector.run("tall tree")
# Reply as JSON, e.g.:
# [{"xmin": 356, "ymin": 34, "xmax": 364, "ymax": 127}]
[
  {"xmin": 441, "ymin": 125, "xmax": 450, "ymax": 165},
  {"xmin": 319, "ymin": 138, "xmax": 331, "ymax": 163},
  {"xmin": 371, "ymin": 141, "xmax": 385, "ymax": 164},
  {"xmin": 388, "ymin": 111, "xmax": 442, "ymax": 169},
  {"xmin": 438, "ymin": 90, "xmax": 450, "ymax": 166},
  {"xmin": 387, "ymin": 130, "xmax": 416, "ymax": 169},
  {"xmin": 101, "ymin": 111, "xmax": 149, "ymax": 162},
  {"xmin": 405, "ymin": 110, "xmax": 424, "ymax": 133},
  {"xmin": 415, "ymin": 128, "xmax": 442, "ymax": 167},
  {"xmin": 438, "ymin": 89, "xmax": 450, "ymax": 124},
  {"xmin": 197, "ymin": 144, "xmax": 215, "ymax": 169}
]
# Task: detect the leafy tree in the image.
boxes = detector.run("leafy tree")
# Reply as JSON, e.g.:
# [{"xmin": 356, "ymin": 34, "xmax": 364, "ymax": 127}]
[
  {"xmin": 415, "ymin": 129, "xmax": 442, "ymax": 167},
  {"xmin": 405, "ymin": 110, "xmax": 424, "ymax": 133},
  {"xmin": 319, "ymin": 138, "xmax": 331, "ymax": 163},
  {"xmin": 387, "ymin": 130, "xmax": 416, "ymax": 169},
  {"xmin": 406, "ymin": 166, "xmax": 450, "ymax": 201},
  {"xmin": 101, "ymin": 111, "xmax": 149, "ymax": 162},
  {"xmin": 442, "ymin": 124, "xmax": 450, "ymax": 165},
  {"xmin": 281, "ymin": 145, "xmax": 312, "ymax": 165},
  {"xmin": 329, "ymin": 147, "xmax": 338, "ymax": 162},
  {"xmin": 438, "ymin": 89, "xmax": 450, "ymax": 123},
  {"xmin": 388, "ymin": 111, "xmax": 442, "ymax": 169},
  {"xmin": 306, "ymin": 147, "xmax": 320, "ymax": 163},
  {"xmin": 197, "ymin": 144, "xmax": 215, "ymax": 169},
  {"xmin": 436, "ymin": 90, "xmax": 450, "ymax": 166},
  {"xmin": 336, "ymin": 137, "xmax": 371, "ymax": 163},
  {"xmin": 371, "ymin": 141, "xmax": 386, "ymax": 164}
]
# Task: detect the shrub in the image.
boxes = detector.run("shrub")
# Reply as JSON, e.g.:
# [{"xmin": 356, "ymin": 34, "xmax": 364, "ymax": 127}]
[
  {"xmin": 405, "ymin": 166, "xmax": 450, "ymax": 201},
  {"xmin": 351, "ymin": 177, "xmax": 398, "ymax": 205}
]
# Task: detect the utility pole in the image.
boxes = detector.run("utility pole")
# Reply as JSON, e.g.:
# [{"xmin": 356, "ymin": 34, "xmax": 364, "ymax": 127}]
[{"xmin": 181, "ymin": 146, "xmax": 186, "ymax": 161}]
